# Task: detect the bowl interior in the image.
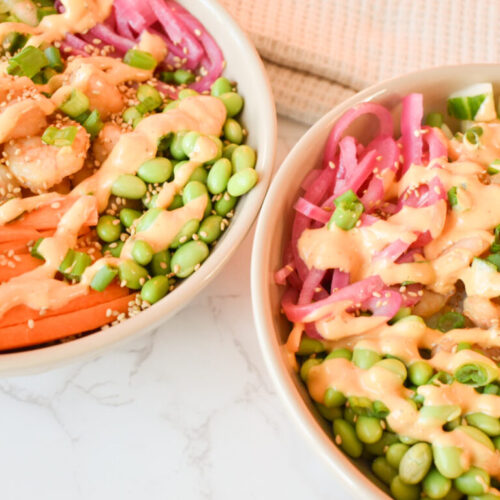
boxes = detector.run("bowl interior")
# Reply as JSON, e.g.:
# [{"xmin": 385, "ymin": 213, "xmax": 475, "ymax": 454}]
[
  {"xmin": 0, "ymin": 0, "xmax": 276, "ymax": 375},
  {"xmin": 252, "ymin": 64, "xmax": 500, "ymax": 499}
]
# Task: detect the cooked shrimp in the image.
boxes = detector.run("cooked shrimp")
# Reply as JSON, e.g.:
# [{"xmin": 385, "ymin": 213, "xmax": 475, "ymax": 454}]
[
  {"xmin": 92, "ymin": 122, "xmax": 123, "ymax": 163},
  {"xmin": 4, "ymin": 125, "xmax": 90, "ymax": 193},
  {"xmin": 0, "ymin": 164, "xmax": 21, "ymax": 201}
]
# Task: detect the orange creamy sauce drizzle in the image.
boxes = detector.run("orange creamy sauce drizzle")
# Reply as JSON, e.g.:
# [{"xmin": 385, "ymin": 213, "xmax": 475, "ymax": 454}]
[
  {"xmin": 0, "ymin": 69, "xmax": 226, "ymax": 315},
  {"xmin": 294, "ymin": 123, "xmax": 500, "ymax": 477}
]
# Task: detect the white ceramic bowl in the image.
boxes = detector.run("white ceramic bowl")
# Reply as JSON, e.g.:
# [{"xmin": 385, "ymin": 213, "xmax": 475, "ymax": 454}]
[
  {"xmin": 0, "ymin": 0, "xmax": 276, "ymax": 375},
  {"xmin": 251, "ymin": 64, "xmax": 500, "ymax": 499}
]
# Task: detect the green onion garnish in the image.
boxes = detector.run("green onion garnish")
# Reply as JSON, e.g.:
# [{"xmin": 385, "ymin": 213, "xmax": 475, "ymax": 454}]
[
  {"xmin": 81, "ymin": 109, "xmax": 103, "ymax": 138},
  {"xmin": 123, "ymin": 49, "xmax": 157, "ymax": 71},
  {"xmin": 486, "ymin": 253, "xmax": 500, "ymax": 271},
  {"xmin": 455, "ymin": 362, "xmax": 498, "ymax": 387},
  {"xmin": 58, "ymin": 249, "xmax": 76, "ymax": 273},
  {"xmin": 437, "ymin": 311, "xmax": 465, "ymax": 332},
  {"xmin": 464, "ymin": 129, "xmax": 481, "ymax": 146},
  {"xmin": 30, "ymin": 237, "xmax": 45, "ymax": 260},
  {"xmin": 7, "ymin": 45, "xmax": 48, "ymax": 79},
  {"xmin": 59, "ymin": 89, "xmax": 90, "ymax": 118},
  {"xmin": 328, "ymin": 189, "xmax": 364, "ymax": 231},
  {"xmin": 173, "ymin": 69, "xmax": 195, "ymax": 85},
  {"xmin": 59, "ymin": 251, "xmax": 92, "ymax": 281},
  {"xmin": 424, "ymin": 112, "xmax": 443, "ymax": 128},
  {"xmin": 447, "ymin": 186, "xmax": 458, "ymax": 207},
  {"xmin": 37, "ymin": 6, "xmax": 57, "ymax": 21},
  {"xmin": 3, "ymin": 32, "xmax": 27, "ymax": 54},
  {"xmin": 159, "ymin": 71, "xmax": 175, "ymax": 83},
  {"xmin": 488, "ymin": 159, "xmax": 500, "ymax": 175},
  {"xmin": 136, "ymin": 84, "xmax": 163, "ymax": 113},
  {"xmin": 389, "ymin": 307, "xmax": 412, "ymax": 325},
  {"xmin": 44, "ymin": 46, "xmax": 63, "ymax": 72},
  {"xmin": 41, "ymin": 125, "xmax": 78, "ymax": 147},
  {"xmin": 90, "ymin": 265, "xmax": 118, "ymax": 292}
]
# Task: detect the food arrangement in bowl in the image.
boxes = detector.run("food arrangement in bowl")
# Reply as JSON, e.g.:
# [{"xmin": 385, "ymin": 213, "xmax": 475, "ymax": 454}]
[
  {"xmin": 0, "ymin": 0, "xmax": 260, "ymax": 351},
  {"xmin": 274, "ymin": 81, "xmax": 500, "ymax": 499}
]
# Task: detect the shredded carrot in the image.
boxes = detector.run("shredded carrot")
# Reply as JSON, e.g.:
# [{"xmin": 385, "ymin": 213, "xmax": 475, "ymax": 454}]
[{"xmin": 0, "ymin": 290, "xmax": 135, "ymax": 350}]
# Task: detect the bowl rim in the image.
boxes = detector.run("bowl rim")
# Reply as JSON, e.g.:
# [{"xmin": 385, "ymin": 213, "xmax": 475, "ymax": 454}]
[
  {"xmin": 251, "ymin": 63, "xmax": 500, "ymax": 499},
  {"xmin": 0, "ymin": 0, "xmax": 277, "ymax": 376}
]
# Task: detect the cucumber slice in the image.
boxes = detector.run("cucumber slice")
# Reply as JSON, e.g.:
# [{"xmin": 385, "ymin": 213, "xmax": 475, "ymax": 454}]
[{"xmin": 447, "ymin": 83, "xmax": 497, "ymax": 121}]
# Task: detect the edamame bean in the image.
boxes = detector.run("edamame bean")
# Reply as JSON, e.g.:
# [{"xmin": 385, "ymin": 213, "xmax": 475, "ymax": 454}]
[
  {"xmin": 189, "ymin": 166, "xmax": 208, "ymax": 184},
  {"xmin": 300, "ymin": 358, "xmax": 321, "ymax": 382},
  {"xmin": 178, "ymin": 88, "xmax": 198, "ymax": 100},
  {"xmin": 365, "ymin": 432, "xmax": 399, "ymax": 456},
  {"xmin": 118, "ymin": 260, "xmax": 149, "ymax": 290},
  {"xmin": 356, "ymin": 416, "xmax": 383, "ymax": 444},
  {"xmin": 170, "ymin": 219, "xmax": 200, "ymax": 249},
  {"xmin": 222, "ymin": 143, "xmax": 238, "ymax": 159},
  {"xmin": 465, "ymin": 412, "xmax": 500, "ymax": 436},
  {"xmin": 215, "ymin": 191, "xmax": 237, "ymax": 216},
  {"xmin": 137, "ymin": 158, "xmax": 172, "ymax": 184},
  {"xmin": 483, "ymin": 384, "xmax": 500, "ymax": 395},
  {"xmin": 171, "ymin": 240, "xmax": 209, "ymax": 278},
  {"xmin": 232, "ymin": 144, "xmax": 256, "ymax": 172},
  {"xmin": 409, "ymin": 360, "xmax": 434, "ymax": 386},
  {"xmin": 111, "ymin": 174, "xmax": 147, "ymax": 199},
  {"xmin": 458, "ymin": 425, "xmax": 495, "ymax": 449},
  {"xmin": 316, "ymin": 403, "xmax": 342, "ymax": 421},
  {"xmin": 163, "ymin": 100, "xmax": 179, "ymax": 111},
  {"xmin": 173, "ymin": 68, "xmax": 194, "ymax": 84},
  {"xmin": 454, "ymin": 467, "xmax": 490, "ymax": 495},
  {"xmin": 219, "ymin": 91, "xmax": 243, "ymax": 117},
  {"xmin": 374, "ymin": 358, "xmax": 407, "ymax": 382},
  {"xmin": 181, "ymin": 131, "xmax": 201, "ymax": 156},
  {"xmin": 102, "ymin": 240, "xmax": 123, "ymax": 257},
  {"xmin": 119, "ymin": 208, "xmax": 142, "ymax": 228},
  {"xmin": 390, "ymin": 475, "xmax": 421, "ymax": 500},
  {"xmin": 141, "ymin": 275, "xmax": 169, "ymax": 304},
  {"xmin": 207, "ymin": 158, "xmax": 232, "ymax": 194},
  {"xmin": 205, "ymin": 135, "xmax": 223, "ymax": 164},
  {"xmin": 399, "ymin": 435, "xmax": 418, "ymax": 445},
  {"xmin": 432, "ymin": 445, "xmax": 465, "ymax": 478},
  {"xmin": 227, "ymin": 168, "xmax": 258, "ymax": 197},
  {"xmin": 136, "ymin": 208, "xmax": 163, "ymax": 232},
  {"xmin": 399, "ymin": 442, "xmax": 432, "ymax": 484},
  {"xmin": 386, "ymin": 443, "xmax": 410, "ymax": 469},
  {"xmin": 123, "ymin": 106, "xmax": 142, "ymax": 127},
  {"xmin": 348, "ymin": 395, "xmax": 374, "ymax": 416},
  {"xmin": 136, "ymin": 84, "xmax": 162, "ymax": 113},
  {"xmin": 333, "ymin": 419, "xmax": 363, "ymax": 458},
  {"xmin": 324, "ymin": 388, "xmax": 346, "ymax": 408},
  {"xmin": 168, "ymin": 194, "xmax": 183, "ymax": 211},
  {"xmin": 150, "ymin": 250, "xmax": 170, "ymax": 276},
  {"xmin": 132, "ymin": 240, "xmax": 154, "ymax": 266},
  {"xmin": 198, "ymin": 215, "xmax": 223, "ymax": 244},
  {"xmin": 97, "ymin": 215, "xmax": 122, "ymax": 242},
  {"xmin": 352, "ymin": 348, "xmax": 382, "ymax": 369},
  {"xmin": 343, "ymin": 406, "xmax": 356, "ymax": 425},
  {"xmin": 182, "ymin": 181, "xmax": 208, "ymax": 205},
  {"xmin": 372, "ymin": 456, "xmax": 398, "ymax": 485},
  {"xmin": 297, "ymin": 337, "xmax": 325, "ymax": 356},
  {"xmin": 223, "ymin": 118, "xmax": 243, "ymax": 144},
  {"xmin": 211, "ymin": 77, "xmax": 232, "ymax": 96},
  {"xmin": 325, "ymin": 348, "xmax": 352, "ymax": 361},
  {"xmin": 423, "ymin": 468, "xmax": 452, "ymax": 499},
  {"xmin": 170, "ymin": 132, "xmax": 187, "ymax": 160}
]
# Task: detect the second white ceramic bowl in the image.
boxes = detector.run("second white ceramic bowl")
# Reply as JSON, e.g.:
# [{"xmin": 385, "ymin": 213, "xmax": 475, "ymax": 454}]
[
  {"xmin": 0, "ymin": 0, "xmax": 276, "ymax": 376},
  {"xmin": 251, "ymin": 64, "xmax": 500, "ymax": 499}
]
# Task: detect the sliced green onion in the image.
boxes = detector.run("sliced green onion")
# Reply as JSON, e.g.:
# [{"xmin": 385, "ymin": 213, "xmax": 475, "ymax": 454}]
[
  {"xmin": 455, "ymin": 362, "xmax": 498, "ymax": 387},
  {"xmin": 58, "ymin": 249, "xmax": 75, "ymax": 274},
  {"xmin": 81, "ymin": 109, "xmax": 103, "ymax": 138},
  {"xmin": 430, "ymin": 371, "xmax": 454, "ymax": 385},
  {"xmin": 37, "ymin": 5, "xmax": 57, "ymax": 20},
  {"xmin": 486, "ymin": 253, "xmax": 500, "ymax": 271},
  {"xmin": 464, "ymin": 128, "xmax": 481, "ymax": 146},
  {"xmin": 30, "ymin": 237, "xmax": 45, "ymax": 260},
  {"xmin": 7, "ymin": 45, "xmax": 48, "ymax": 79},
  {"xmin": 41, "ymin": 125, "xmax": 78, "ymax": 147},
  {"xmin": 42, "ymin": 66, "xmax": 56, "ymax": 81},
  {"xmin": 389, "ymin": 307, "xmax": 412, "ymax": 324},
  {"xmin": 136, "ymin": 84, "xmax": 162, "ymax": 113},
  {"xmin": 59, "ymin": 89, "xmax": 90, "ymax": 118},
  {"xmin": 437, "ymin": 311, "xmax": 465, "ymax": 332},
  {"xmin": 61, "ymin": 251, "xmax": 92, "ymax": 281},
  {"xmin": 456, "ymin": 342, "xmax": 472, "ymax": 352},
  {"xmin": 90, "ymin": 265, "xmax": 118, "ymax": 292},
  {"xmin": 488, "ymin": 159, "xmax": 500, "ymax": 175},
  {"xmin": 334, "ymin": 189, "xmax": 359, "ymax": 206},
  {"xmin": 447, "ymin": 186, "xmax": 458, "ymax": 207},
  {"xmin": 173, "ymin": 69, "xmax": 195, "ymax": 85},
  {"xmin": 159, "ymin": 71, "xmax": 174, "ymax": 83},
  {"xmin": 44, "ymin": 46, "xmax": 63, "ymax": 72},
  {"xmin": 328, "ymin": 200, "xmax": 364, "ymax": 231},
  {"xmin": 424, "ymin": 112, "xmax": 443, "ymax": 128},
  {"xmin": 3, "ymin": 32, "xmax": 27, "ymax": 54},
  {"xmin": 123, "ymin": 49, "xmax": 157, "ymax": 71}
]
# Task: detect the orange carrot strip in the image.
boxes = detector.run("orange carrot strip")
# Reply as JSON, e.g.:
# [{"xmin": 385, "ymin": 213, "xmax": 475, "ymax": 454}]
[
  {"xmin": 0, "ymin": 227, "xmax": 43, "ymax": 243},
  {"xmin": 0, "ymin": 254, "xmax": 41, "ymax": 283},
  {"xmin": 0, "ymin": 292, "xmax": 136, "ymax": 350},
  {"xmin": 0, "ymin": 282, "xmax": 129, "ymax": 328}
]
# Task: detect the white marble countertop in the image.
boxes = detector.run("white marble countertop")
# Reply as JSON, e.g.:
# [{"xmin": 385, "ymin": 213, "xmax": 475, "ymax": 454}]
[{"xmin": 0, "ymin": 117, "xmax": 354, "ymax": 500}]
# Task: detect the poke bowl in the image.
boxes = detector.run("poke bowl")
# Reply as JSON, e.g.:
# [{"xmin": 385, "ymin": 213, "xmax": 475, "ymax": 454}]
[
  {"xmin": 0, "ymin": 0, "xmax": 276, "ymax": 374},
  {"xmin": 252, "ymin": 64, "xmax": 500, "ymax": 499}
]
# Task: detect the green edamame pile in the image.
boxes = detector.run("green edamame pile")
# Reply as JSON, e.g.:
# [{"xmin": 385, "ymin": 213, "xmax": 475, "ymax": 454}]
[
  {"xmin": 96, "ymin": 76, "xmax": 258, "ymax": 305},
  {"xmin": 297, "ymin": 328, "xmax": 500, "ymax": 500}
]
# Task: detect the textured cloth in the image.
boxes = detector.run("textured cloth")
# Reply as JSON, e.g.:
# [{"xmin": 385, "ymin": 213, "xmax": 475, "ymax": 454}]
[{"xmin": 218, "ymin": 0, "xmax": 500, "ymax": 124}]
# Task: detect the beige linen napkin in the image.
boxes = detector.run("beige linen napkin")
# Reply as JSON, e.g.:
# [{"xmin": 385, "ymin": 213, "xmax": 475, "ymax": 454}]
[{"xmin": 219, "ymin": 0, "xmax": 500, "ymax": 124}]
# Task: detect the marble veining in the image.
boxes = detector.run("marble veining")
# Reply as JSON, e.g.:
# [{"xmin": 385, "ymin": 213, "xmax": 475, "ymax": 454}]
[{"xmin": 0, "ymin": 117, "xmax": 354, "ymax": 500}]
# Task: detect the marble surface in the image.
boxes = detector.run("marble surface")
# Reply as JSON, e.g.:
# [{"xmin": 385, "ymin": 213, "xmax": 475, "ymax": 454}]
[{"xmin": 0, "ymin": 117, "xmax": 354, "ymax": 500}]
